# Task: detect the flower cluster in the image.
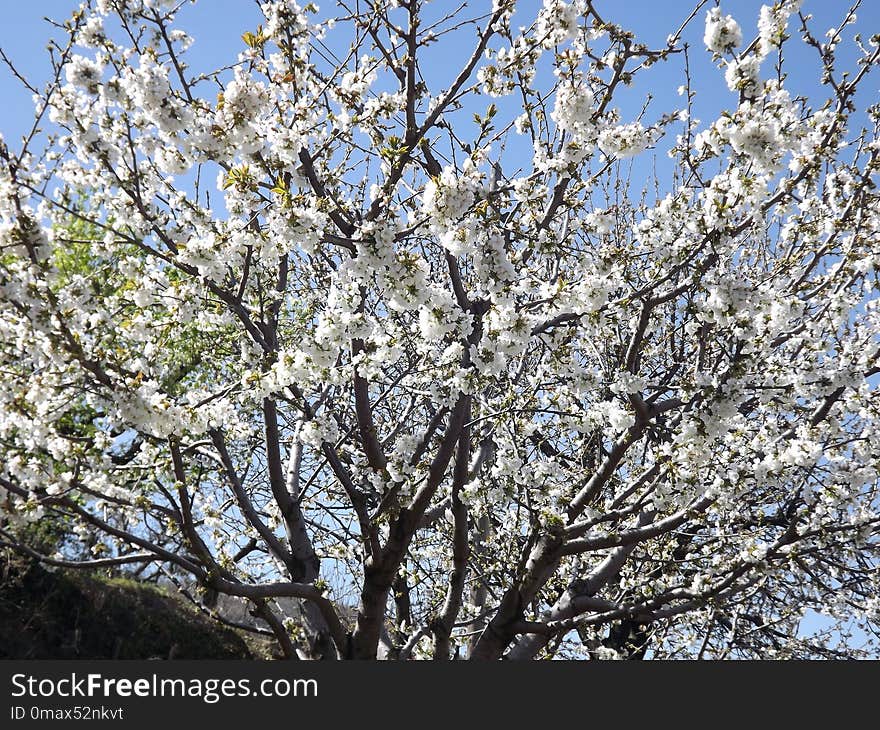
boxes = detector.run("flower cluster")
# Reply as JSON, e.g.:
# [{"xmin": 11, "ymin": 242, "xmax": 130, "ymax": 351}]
[
  {"xmin": 598, "ymin": 122, "xmax": 652, "ymax": 159},
  {"xmin": 704, "ymin": 6, "xmax": 743, "ymax": 54}
]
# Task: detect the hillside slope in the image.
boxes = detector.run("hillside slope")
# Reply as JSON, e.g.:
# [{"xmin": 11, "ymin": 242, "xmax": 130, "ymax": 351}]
[{"xmin": 0, "ymin": 556, "xmax": 261, "ymax": 659}]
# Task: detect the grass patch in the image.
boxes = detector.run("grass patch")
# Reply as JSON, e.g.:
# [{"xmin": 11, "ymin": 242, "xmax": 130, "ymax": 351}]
[{"xmin": 0, "ymin": 555, "xmax": 265, "ymax": 659}]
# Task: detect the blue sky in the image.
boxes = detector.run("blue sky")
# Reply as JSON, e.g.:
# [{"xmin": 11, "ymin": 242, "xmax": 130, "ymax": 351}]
[
  {"xmin": 3, "ymin": 0, "xmax": 876, "ymax": 228},
  {"xmin": 2, "ymin": 0, "xmax": 878, "ymax": 150},
  {"xmin": 2, "ymin": 1, "xmax": 877, "ymax": 226}
]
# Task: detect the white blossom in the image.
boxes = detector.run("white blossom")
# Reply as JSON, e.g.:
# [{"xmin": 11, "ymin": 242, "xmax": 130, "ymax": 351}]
[{"xmin": 704, "ymin": 6, "xmax": 743, "ymax": 54}]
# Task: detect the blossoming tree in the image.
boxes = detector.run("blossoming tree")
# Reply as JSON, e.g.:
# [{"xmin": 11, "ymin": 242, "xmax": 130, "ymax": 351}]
[{"xmin": 1, "ymin": 0, "xmax": 879, "ymax": 660}]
